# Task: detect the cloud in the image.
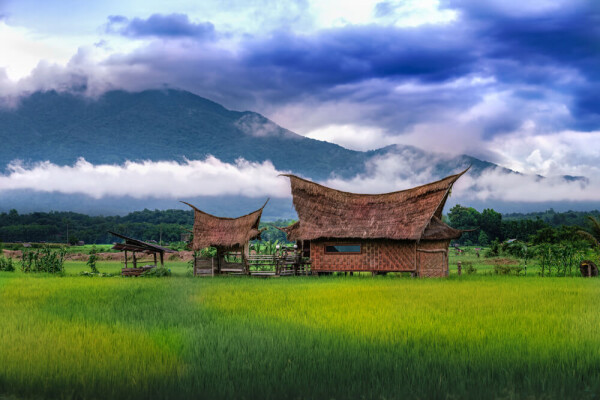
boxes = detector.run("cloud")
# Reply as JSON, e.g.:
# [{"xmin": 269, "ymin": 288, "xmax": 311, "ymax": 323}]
[
  {"xmin": 323, "ymin": 150, "xmax": 600, "ymax": 203},
  {"xmin": 454, "ymin": 168, "xmax": 600, "ymax": 203},
  {"xmin": 106, "ymin": 13, "xmax": 215, "ymax": 39},
  {"xmin": 0, "ymin": 157, "xmax": 291, "ymax": 199},
  {"xmin": 1, "ymin": 153, "xmax": 599, "ymax": 208},
  {"xmin": 234, "ymin": 113, "xmax": 297, "ymax": 138},
  {"xmin": 0, "ymin": 1, "xmax": 599, "ymax": 184}
]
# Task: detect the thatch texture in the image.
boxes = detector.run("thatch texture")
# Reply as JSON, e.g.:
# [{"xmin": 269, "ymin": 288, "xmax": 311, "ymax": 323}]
[
  {"xmin": 421, "ymin": 216, "xmax": 463, "ymax": 240},
  {"xmin": 282, "ymin": 169, "xmax": 467, "ymax": 242},
  {"xmin": 182, "ymin": 200, "xmax": 267, "ymax": 250}
]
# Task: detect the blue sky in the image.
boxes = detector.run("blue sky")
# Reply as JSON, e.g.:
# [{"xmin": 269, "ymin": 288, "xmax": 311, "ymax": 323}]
[{"xmin": 0, "ymin": 0, "xmax": 599, "ymax": 206}]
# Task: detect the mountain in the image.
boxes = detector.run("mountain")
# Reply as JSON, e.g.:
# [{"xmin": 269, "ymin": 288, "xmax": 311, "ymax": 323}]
[
  {"xmin": 0, "ymin": 89, "xmax": 372, "ymax": 180},
  {"xmin": 2, "ymin": 89, "xmax": 593, "ymax": 216},
  {"xmin": 1, "ymin": 89, "xmax": 490, "ymax": 180}
]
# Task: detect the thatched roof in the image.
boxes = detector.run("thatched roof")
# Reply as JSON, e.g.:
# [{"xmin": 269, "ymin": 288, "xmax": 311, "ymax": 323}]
[
  {"xmin": 182, "ymin": 200, "xmax": 268, "ymax": 250},
  {"xmin": 109, "ymin": 231, "xmax": 175, "ymax": 253},
  {"xmin": 282, "ymin": 169, "xmax": 468, "ymax": 242}
]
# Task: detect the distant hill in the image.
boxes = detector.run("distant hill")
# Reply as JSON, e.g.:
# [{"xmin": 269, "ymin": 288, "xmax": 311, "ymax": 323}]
[
  {"xmin": 2, "ymin": 89, "xmax": 594, "ymax": 216},
  {"xmin": 1, "ymin": 89, "xmax": 498, "ymax": 180}
]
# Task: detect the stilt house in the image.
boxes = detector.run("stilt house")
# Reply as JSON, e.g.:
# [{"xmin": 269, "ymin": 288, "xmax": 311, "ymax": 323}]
[
  {"xmin": 182, "ymin": 200, "xmax": 268, "ymax": 274},
  {"xmin": 280, "ymin": 169, "xmax": 468, "ymax": 277}
]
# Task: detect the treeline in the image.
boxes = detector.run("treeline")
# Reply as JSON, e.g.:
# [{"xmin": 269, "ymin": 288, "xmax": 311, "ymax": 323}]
[
  {"xmin": 503, "ymin": 209, "xmax": 600, "ymax": 227},
  {"xmin": 0, "ymin": 208, "xmax": 294, "ymax": 245},
  {"xmin": 0, "ymin": 209, "xmax": 194, "ymax": 244},
  {"xmin": 448, "ymin": 205, "xmax": 598, "ymax": 245},
  {"xmin": 1, "ymin": 206, "xmax": 597, "ymax": 246}
]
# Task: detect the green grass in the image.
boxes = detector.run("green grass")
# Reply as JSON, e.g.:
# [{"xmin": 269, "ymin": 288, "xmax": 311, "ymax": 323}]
[{"xmin": 1, "ymin": 263, "xmax": 599, "ymax": 400}]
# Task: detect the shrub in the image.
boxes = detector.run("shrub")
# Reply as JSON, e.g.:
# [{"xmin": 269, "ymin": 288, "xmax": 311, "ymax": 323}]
[
  {"xmin": 464, "ymin": 262, "xmax": 477, "ymax": 274},
  {"xmin": 484, "ymin": 239, "xmax": 501, "ymax": 258},
  {"xmin": 20, "ymin": 246, "xmax": 66, "ymax": 274},
  {"xmin": 0, "ymin": 256, "xmax": 16, "ymax": 272},
  {"xmin": 87, "ymin": 245, "xmax": 99, "ymax": 273},
  {"xmin": 142, "ymin": 266, "xmax": 171, "ymax": 277},
  {"xmin": 493, "ymin": 265, "xmax": 524, "ymax": 275}
]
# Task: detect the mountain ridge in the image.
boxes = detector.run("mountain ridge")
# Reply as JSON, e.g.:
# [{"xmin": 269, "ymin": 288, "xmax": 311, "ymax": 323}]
[{"xmin": 1, "ymin": 88, "xmax": 501, "ymax": 180}]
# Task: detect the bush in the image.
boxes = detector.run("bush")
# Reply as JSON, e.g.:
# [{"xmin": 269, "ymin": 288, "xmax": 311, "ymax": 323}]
[
  {"xmin": 484, "ymin": 239, "xmax": 501, "ymax": 258},
  {"xmin": 87, "ymin": 245, "xmax": 99, "ymax": 273},
  {"xmin": 493, "ymin": 265, "xmax": 524, "ymax": 275},
  {"xmin": 142, "ymin": 266, "xmax": 171, "ymax": 277},
  {"xmin": 464, "ymin": 262, "xmax": 477, "ymax": 274},
  {"xmin": 0, "ymin": 256, "xmax": 16, "ymax": 272},
  {"xmin": 20, "ymin": 246, "xmax": 66, "ymax": 274}
]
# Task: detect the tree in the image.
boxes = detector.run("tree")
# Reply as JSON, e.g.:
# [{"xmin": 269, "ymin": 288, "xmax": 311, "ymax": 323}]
[
  {"xmin": 448, "ymin": 205, "xmax": 480, "ymax": 244},
  {"xmin": 480, "ymin": 208, "xmax": 502, "ymax": 241},
  {"xmin": 478, "ymin": 231, "xmax": 489, "ymax": 246},
  {"xmin": 577, "ymin": 216, "xmax": 600, "ymax": 248}
]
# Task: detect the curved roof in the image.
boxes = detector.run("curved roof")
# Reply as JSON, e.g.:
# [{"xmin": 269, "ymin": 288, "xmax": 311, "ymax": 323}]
[
  {"xmin": 182, "ymin": 200, "xmax": 268, "ymax": 250},
  {"xmin": 282, "ymin": 169, "xmax": 468, "ymax": 241}
]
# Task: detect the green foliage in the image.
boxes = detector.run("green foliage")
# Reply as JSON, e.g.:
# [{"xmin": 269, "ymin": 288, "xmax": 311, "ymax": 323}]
[
  {"xmin": 86, "ymin": 246, "xmax": 99, "ymax": 273},
  {"xmin": 0, "ymin": 256, "xmax": 15, "ymax": 272},
  {"xmin": 477, "ymin": 231, "xmax": 489, "ymax": 246},
  {"xmin": 141, "ymin": 266, "xmax": 171, "ymax": 277},
  {"xmin": 534, "ymin": 241, "xmax": 588, "ymax": 277},
  {"xmin": 461, "ymin": 261, "xmax": 477, "ymax": 274},
  {"xmin": 484, "ymin": 239, "xmax": 501, "ymax": 258},
  {"xmin": 493, "ymin": 265, "xmax": 524, "ymax": 275},
  {"xmin": 20, "ymin": 246, "xmax": 66, "ymax": 274},
  {"xmin": 200, "ymin": 247, "xmax": 217, "ymax": 258},
  {"xmin": 0, "ymin": 209, "xmax": 194, "ymax": 244},
  {"xmin": 79, "ymin": 271, "xmax": 113, "ymax": 277}
]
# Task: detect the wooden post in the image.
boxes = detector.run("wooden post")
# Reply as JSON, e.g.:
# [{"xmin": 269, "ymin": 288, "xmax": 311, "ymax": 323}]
[
  {"xmin": 160, "ymin": 252, "xmax": 164, "ymax": 267},
  {"xmin": 154, "ymin": 253, "xmax": 157, "ymax": 266},
  {"xmin": 457, "ymin": 261, "xmax": 462, "ymax": 276},
  {"xmin": 124, "ymin": 250, "xmax": 128, "ymax": 268},
  {"xmin": 132, "ymin": 252, "xmax": 137, "ymax": 268}
]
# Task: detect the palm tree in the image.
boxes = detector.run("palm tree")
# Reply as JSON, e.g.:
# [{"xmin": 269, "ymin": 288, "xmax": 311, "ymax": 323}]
[{"xmin": 577, "ymin": 216, "xmax": 600, "ymax": 248}]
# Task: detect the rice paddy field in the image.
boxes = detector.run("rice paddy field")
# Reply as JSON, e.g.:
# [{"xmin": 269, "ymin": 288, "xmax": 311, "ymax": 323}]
[{"xmin": 1, "ymin": 256, "xmax": 599, "ymax": 400}]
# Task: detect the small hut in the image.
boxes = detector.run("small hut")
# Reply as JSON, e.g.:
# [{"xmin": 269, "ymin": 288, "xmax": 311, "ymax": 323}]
[
  {"xmin": 280, "ymin": 169, "xmax": 468, "ymax": 277},
  {"xmin": 109, "ymin": 231, "xmax": 176, "ymax": 276},
  {"xmin": 182, "ymin": 200, "xmax": 268, "ymax": 275}
]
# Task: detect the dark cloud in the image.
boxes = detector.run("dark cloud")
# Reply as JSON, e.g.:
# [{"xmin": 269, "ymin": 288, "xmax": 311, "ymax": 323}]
[
  {"xmin": 106, "ymin": 13, "xmax": 215, "ymax": 39},
  {"xmin": 7, "ymin": 2, "xmax": 600, "ymax": 150},
  {"xmin": 242, "ymin": 25, "xmax": 478, "ymax": 87}
]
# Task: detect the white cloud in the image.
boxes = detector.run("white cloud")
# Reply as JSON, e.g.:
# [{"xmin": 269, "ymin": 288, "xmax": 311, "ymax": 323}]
[
  {"xmin": 489, "ymin": 130, "xmax": 600, "ymax": 177},
  {"xmin": 0, "ymin": 154, "xmax": 599, "ymax": 205},
  {"xmin": 0, "ymin": 21, "xmax": 74, "ymax": 81},
  {"xmin": 305, "ymin": 124, "xmax": 398, "ymax": 151},
  {"xmin": 0, "ymin": 157, "xmax": 291, "ymax": 199},
  {"xmin": 454, "ymin": 168, "xmax": 600, "ymax": 203}
]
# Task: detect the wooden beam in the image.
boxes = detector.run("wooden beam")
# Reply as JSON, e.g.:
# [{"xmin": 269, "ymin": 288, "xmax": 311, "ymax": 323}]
[
  {"xmin": 160, "ymin": 251, "xmax": 164, "ymax": 267},
  {"xmin": 124, "ymin": 250, "xmax": 128, "ymax": 268},
  {"xmin": 154, "ymin": 253, "xmax": 157, "ymax": 266}
]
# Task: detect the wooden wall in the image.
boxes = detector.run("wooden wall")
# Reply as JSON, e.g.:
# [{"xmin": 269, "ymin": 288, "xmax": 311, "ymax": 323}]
[{"xmin": 310, "ymin": 239, "xmax": 450, "ymax": 277}]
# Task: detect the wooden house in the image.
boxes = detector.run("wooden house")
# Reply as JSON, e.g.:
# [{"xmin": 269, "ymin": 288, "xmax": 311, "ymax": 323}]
[
  {"xmin": 280, "ymin": 169, "xmax": 468, "ymax": 277},
  {"xmin": 109, "ymin": 231, "xmax": 175, "ymax": 276},
  {"xmin": 182, "ymin": 200, "xmax": 268, "ymax": 275}
]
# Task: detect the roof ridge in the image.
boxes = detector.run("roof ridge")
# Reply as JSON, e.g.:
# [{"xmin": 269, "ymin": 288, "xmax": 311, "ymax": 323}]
[{"xmin": 280, "ymin": 167, "xmax": 469, "ymax": 197}]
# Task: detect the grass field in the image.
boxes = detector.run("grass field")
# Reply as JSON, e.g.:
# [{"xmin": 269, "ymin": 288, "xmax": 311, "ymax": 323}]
[{"xmin": 1, "ymin": 256, "xmax": 599, "ymax": 400}]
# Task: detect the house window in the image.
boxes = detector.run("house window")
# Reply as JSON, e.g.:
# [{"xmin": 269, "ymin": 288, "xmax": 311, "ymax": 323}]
[{"xmin": 325, "ymin": 244, "xmax": 361, "ymax": 254}]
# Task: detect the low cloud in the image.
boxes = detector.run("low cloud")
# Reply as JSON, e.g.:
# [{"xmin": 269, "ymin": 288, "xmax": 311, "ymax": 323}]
[
  {"xmin": 0, "ymin": 157, "xmax": 291, "ymax": 199},
  {"xmin": 0, "ymin": 154, "xmax": 599, "ymax": 206},
  {"xmin": 325, "ymin": 152, "xmax": 600, "ymax": 203},
  {"xmin": 234, "ymin": 113, "xmax": 295, "ymax": 138},
  {"xmin": 455, "ymin": 168, "xmax": 600, "ymax": 203}
]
